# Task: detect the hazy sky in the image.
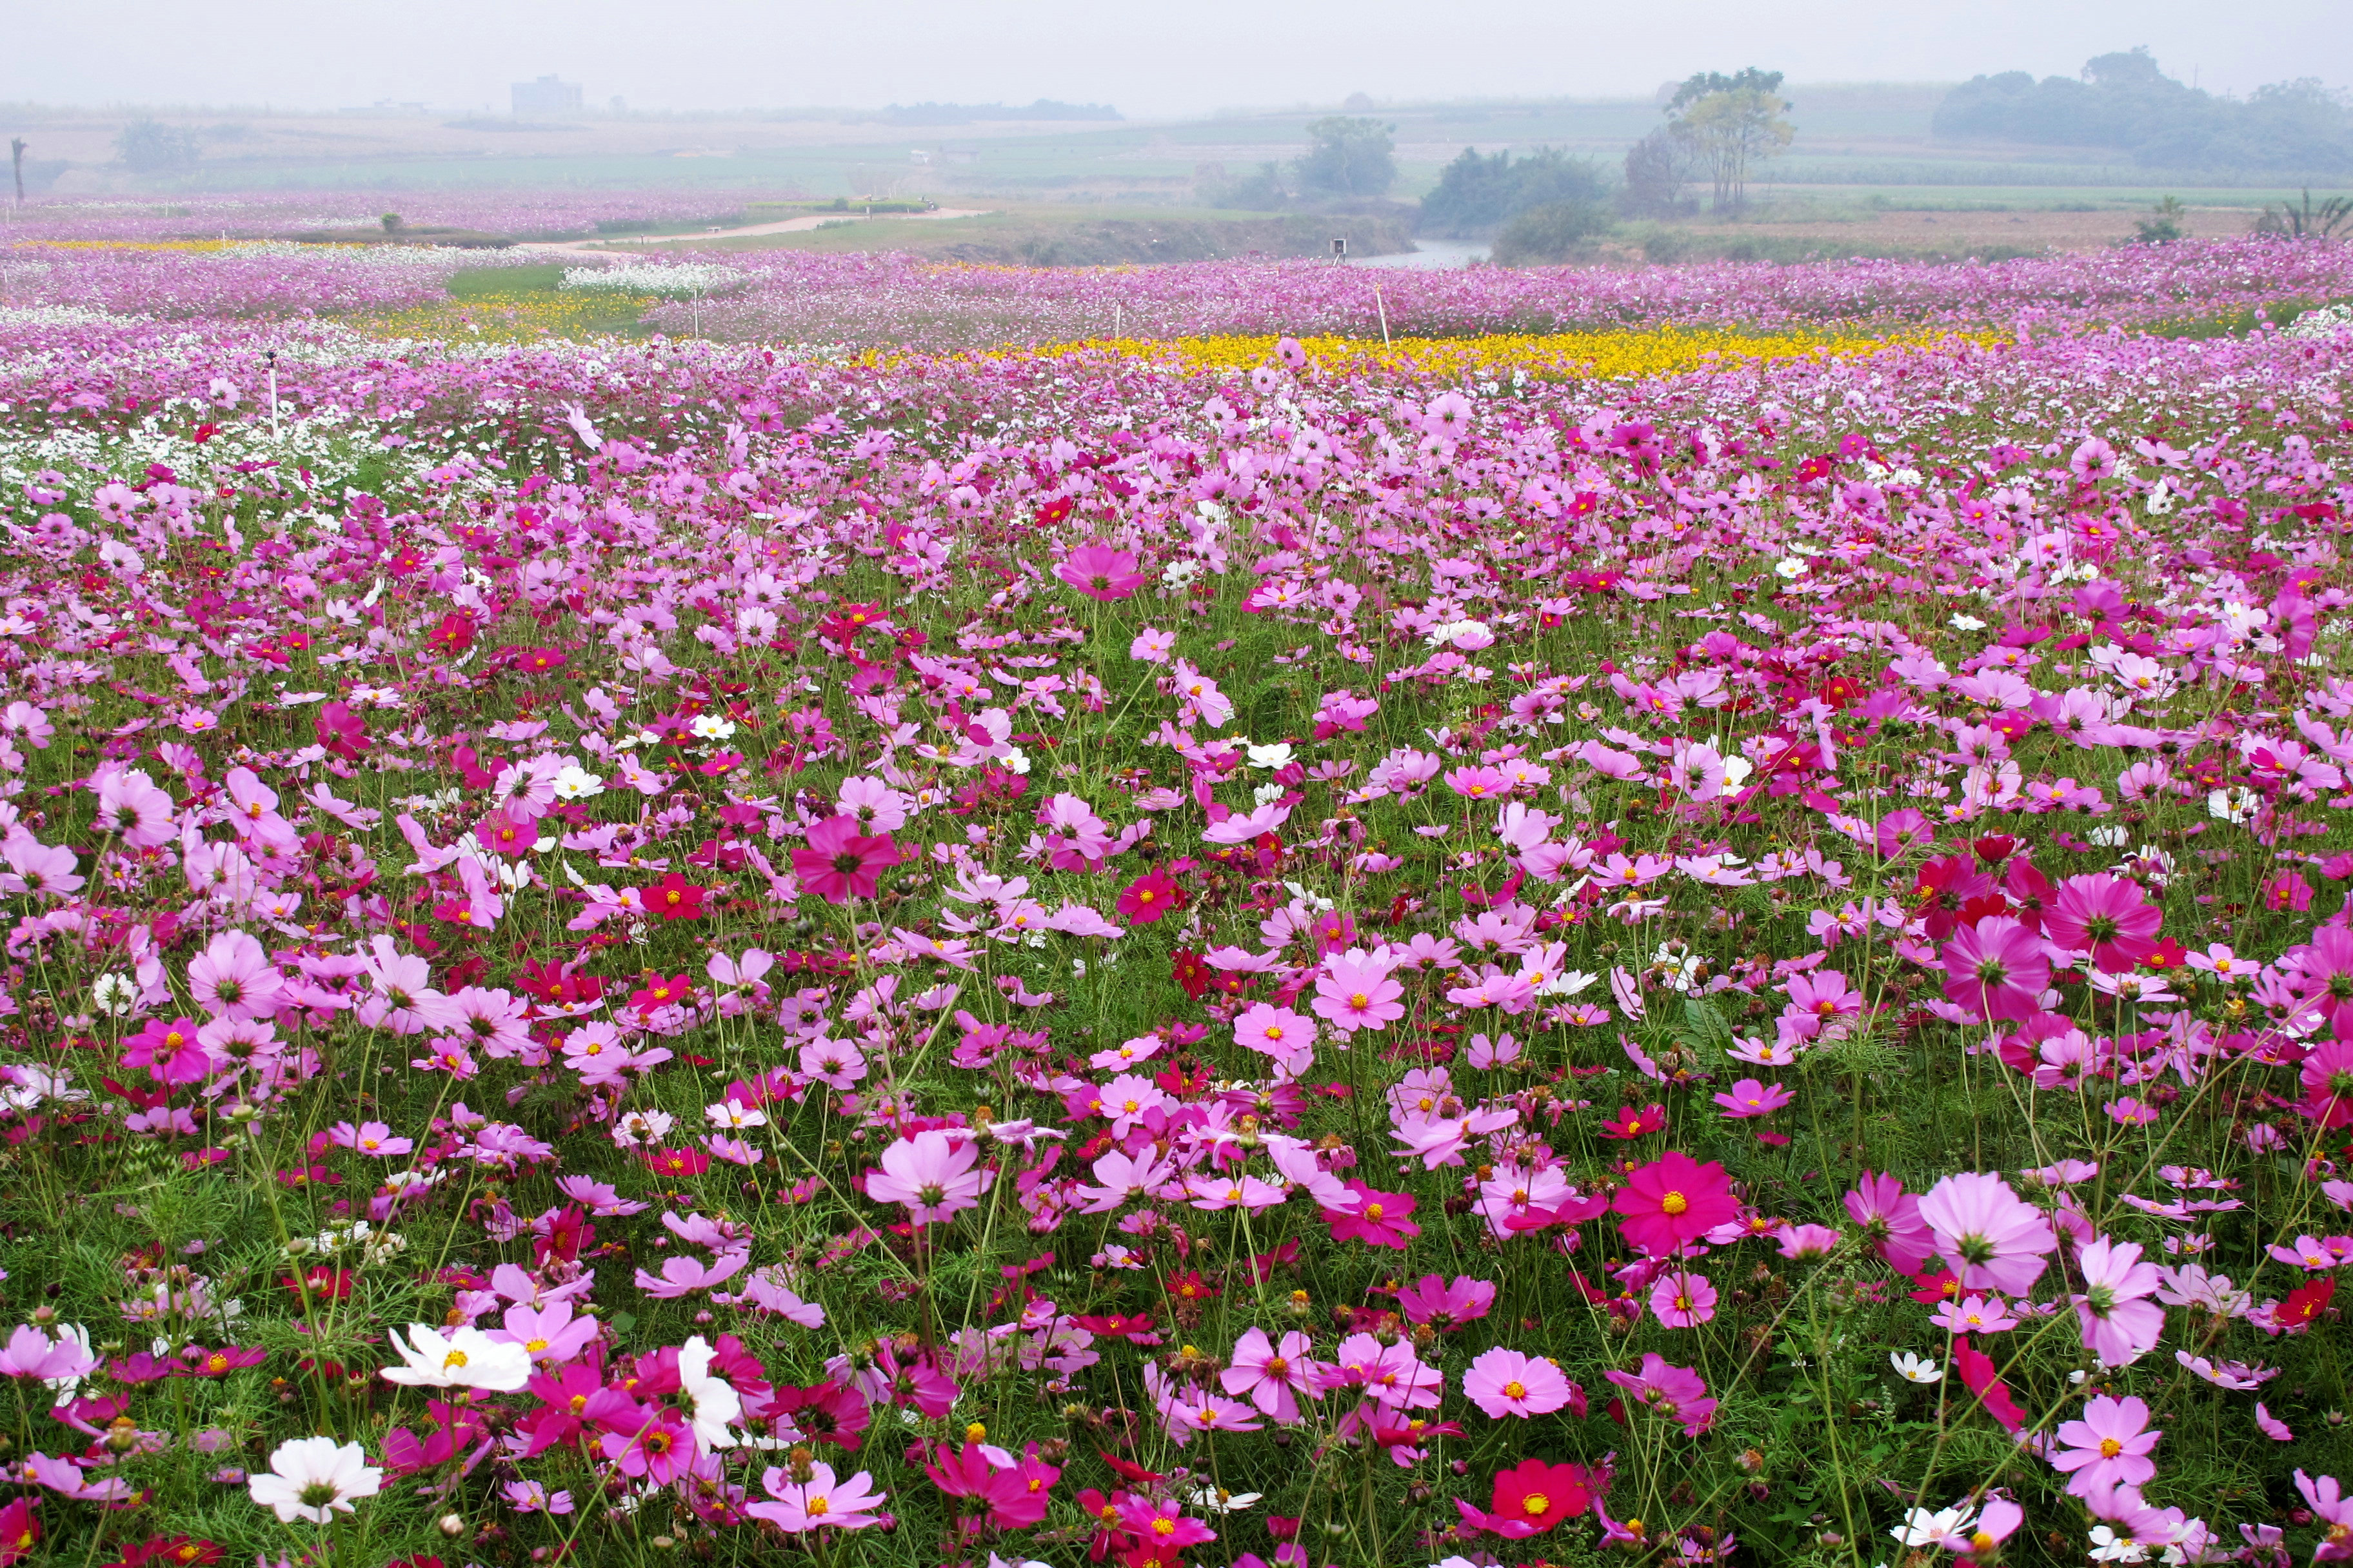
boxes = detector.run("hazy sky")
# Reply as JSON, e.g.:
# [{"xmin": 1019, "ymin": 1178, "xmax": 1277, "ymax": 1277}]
[{"xmin": 7, "ymin": 0, "xmax": 2347, "ymax": 118}]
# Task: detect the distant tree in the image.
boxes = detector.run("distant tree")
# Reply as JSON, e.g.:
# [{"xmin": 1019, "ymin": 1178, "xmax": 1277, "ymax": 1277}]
[
  {"xmin": 1620, "ymin": 130, "xmax": 1694, "ymax": 219},
  {"xmin": 113, "ymin": 119, "xmax": 201, "ymax": 174},
  {"xmin": 1663, "ymin": 69, "xmax": 1791, "ymax": 212},
  {"xmin": 1420, "ymin": 146, "xmax": 1606, "ymax": 236},
  {"xmin": 1200, "ymin": 161, "xmax": 1293, "ymax": 211},
  {"xmin": 381, "ymin": 212, "xmax": 405, "ymax": 233},
  {"xmin": 1933, "ymin": 49, "xmax": 2353, "ymax": 173},
  {"xmin": 1295, "ymin": 117, "xmax": 1397, "ymax": 198},
  {"xmin": 1490, "ymin": 200, "xmax": 1611, "ymax": 265}
]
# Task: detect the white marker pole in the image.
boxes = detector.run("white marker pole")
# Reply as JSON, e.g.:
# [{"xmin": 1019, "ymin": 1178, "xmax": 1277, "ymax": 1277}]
[{"xmin": 267, "ymin": 351, "xmax": 280, "ymax": 441}]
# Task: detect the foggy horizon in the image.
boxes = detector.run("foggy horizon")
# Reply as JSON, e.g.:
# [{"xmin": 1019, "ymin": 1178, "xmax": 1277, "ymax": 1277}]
[{"xmin": 6, "ymin": 0, "xmax": 2348, "ymax": 121}]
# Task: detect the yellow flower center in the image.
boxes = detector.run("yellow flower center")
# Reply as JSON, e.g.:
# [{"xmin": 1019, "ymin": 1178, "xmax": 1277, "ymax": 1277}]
[
  {"xmin": 1503, "ymin": 1380, "xmax": 1527, "ymax": 1399},
  {"xmin": 1365, "ymin": 1204, "xmax": 1384, "ymax": 1221},
  {"xmin": 808, "ymin": 1496, "xmax": 829, "ymax": 1516},
  {"xmin": 1350, "ymin": 993, "xmax": 1368, "ymax": 1007},
  {"xmin": 1661, "ymin": 1191, "xmax": 1689, "ymax": 1216},
  {"xmin": 1152, "ymin": 1518, "xmax": 1176, "ymax": 1538},
  {"xmin": 2099, "ymin": 1438, "xmax": 2123, "ymax": 1458},
  {"xmin": 442, "ymin": 1351, "xmax": 468, "ymax": 1370},
  {"xmin": 1524, "ymin": 1493, "xmax": 1549, "ymax": 1516}
]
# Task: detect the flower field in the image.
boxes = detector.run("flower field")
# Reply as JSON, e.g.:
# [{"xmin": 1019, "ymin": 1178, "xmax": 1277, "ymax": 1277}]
[{"xmin": 1, "ymin": 205, "xmax": 2352, "ymax": 1568}]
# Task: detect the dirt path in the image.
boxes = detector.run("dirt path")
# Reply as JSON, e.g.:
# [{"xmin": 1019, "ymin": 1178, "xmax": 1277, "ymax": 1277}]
[{"xmin": 516, "ymin": 208, "xmax": 992, "ymax": 263}]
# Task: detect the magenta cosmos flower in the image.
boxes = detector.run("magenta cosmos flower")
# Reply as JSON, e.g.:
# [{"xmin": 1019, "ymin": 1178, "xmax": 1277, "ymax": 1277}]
[
  {"xmin": 1313, "ymin": 951, "xmax": 1406, "ymax": 1034},
  {"xmin": 1464, "ymin": 1347, "xmax": 1576, "ymax": 1419},
  {"xmin": 1915, "ymin": 1172, "xmax": 2056, "ymax": 1295},
  {"xmin": 790, "ymin": 816, "xmax": 902, "ymax": 904},
  {"xmin": 2043, "ymin": 871, "xmax": 2161, "ymax": 973},
  {"xmin": 1396, "ymin": 1274, "xmax": 1496, "ymax": 1331},
  {"xmin": 862, "ymin": 1128, "xmax": 991, "ymax": 1226},
  {"xmin": 1053, "ymin": 542, "xmax": 1146, "ymax": 600},
  {"xmin": 1940, "ymin": 916, "xmax": 2050, "ymax": 1022},
  {"xmin": 1322, "ymin": 1182, "xmax": 1419, "ymax": 1249},
  {"xmin": 1613, "ymin": 1151, "xmax": 1738, "ymax": 1256},
  {"xmin": 1115, "ymin": 866, "xmax": 1183, "ymax": 925},
  {"xmin": 2050, "ymin": 1394, "xmax": 2160, "ymax": 1496}
]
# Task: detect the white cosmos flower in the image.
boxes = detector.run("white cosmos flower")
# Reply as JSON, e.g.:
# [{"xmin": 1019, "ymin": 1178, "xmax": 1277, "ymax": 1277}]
[
  {"xmin": 1889, "ymin": 1351, "xmax": 1941, "ymax": 1384},
  {"xmin": 1950, "ymin": 613, "xmax": 1987, "ymax": 631},
  {"xmin": 1246, "ymin": 742, "xmax": 1295, "ymax": 769},
  {"xmin": 379, "ymin": 1324, "xmax": 532, "ymax": 1391},
  {"xmin": 1891, "ymin": 1503, "xmax": 1974, "ymax": 1549},
  {"xmin": 248, "ymin": 1436, "xmax": 383, "ymax": 1523},
  {"xmin": 2208, "ymin": 786, "xmax": 2259, "ymax": 824},
  {"xmin": 1774, "ymin": 557, "xmax": 1810, "ymax": 579},
  {"xmin": 551, "ymin": 766, "xmax": 604, "ymax": 800},
  {"xmin": 677, "ymin": 1335, "xmax": 742, "ymax": 1454},
  {"xmin": 705, "ymin": 1098, "xmax": 768, "ymax": 1130}
]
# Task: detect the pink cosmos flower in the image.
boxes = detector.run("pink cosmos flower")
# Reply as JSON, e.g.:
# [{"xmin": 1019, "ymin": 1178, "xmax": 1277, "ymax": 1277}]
[
  {"xmin": 2050, "ymin": 1394, "xmax": 2160, "ymax": 1497},
  {"xmin": 2294, "ymin": 1469, "xmax": 2353, "ymax": 1536},
  {"xmin": 2072, "ymin": 1235, "xmax": 2165, "ymax": 1366},
  {"xmin": 863, "ymin": 1128, "xmax": 991, "ymax": 1226},
  {"xmin": 0, "ymin": 1324, "xmax": 96, "ymax": 1384},
  {"xmin": 633, "ymin": 1250, "xmax": 750, "ymax": 1299},
  {"xmin": 1916, "ymin": 1172, "xmax": 2056, "ymax": 1295},
  {"xmin": 1648, "ymin": 1271, "xmax": 1718, "ymax": 1327},
  {"xmin": 2300, "ymin": 1038, "xmax": 2353, "ymax": 1130},
  {"xmin": 1932, "ymin": 1295, "xmax": 2019, "ymax": 1335},
  {"xmin": 2043, "ymin": 871, "xmax": 2161, "ymax": 974},
  {"xmin": 91, "ymin": 768, "xmax": 176, "ymax": 847},
  {"xmin": 1055, "ymin": 543, "xmax": 1146, "ymax": 600},
  {"xmin": 186, "ymin": 929, "xmax": 284, "ymax": 1022},
  {"xmin": 746, "ymin": 1462, "xmax": 886, "ymax": 1532},
  {"xmin": 1774, "ymin": 1224, "xmax": 1843, "ymax": 1260},
  {"xmin": 1221, "ymin": 1327, "xmax": 1322, "ymax": 1424},
  {"xmin": 1602, "ymin": 1353, "xmax": 1716, "ymax": 1436},
  {"xmin": 1711, "ymin": 1078, "xmax": 1792, "ymax": 1118},
  {"xmin": 1232, "ymin": 1002, "xmax": 1316, "ymax": 1074},
  {"xmin": 1313, "ymin": 951, "xmax": 1406, "ymax": 1034},
  {"xmin": 1464, "ymin": 1347, "xmax": 1575, "ymax": 1419},
  {"xmin": 1843, "ymin": 1171, "xmax": 1934, "ymax": 1273},
  {"xmin": 790, "ymin": 816, "xmax": 902, "ymax": 904},
  {"xmin": 1940, "ymin": 916, "xmax": 2049, "ymax": 1022}
]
